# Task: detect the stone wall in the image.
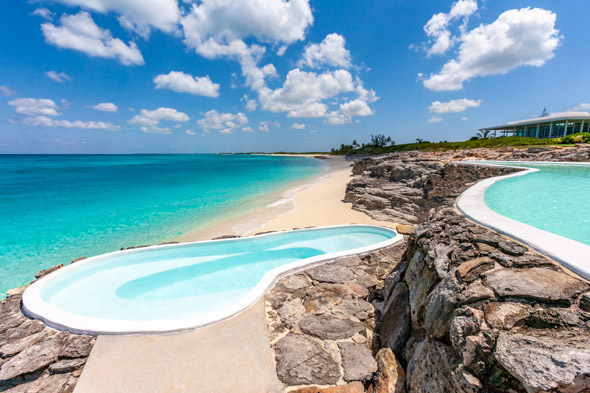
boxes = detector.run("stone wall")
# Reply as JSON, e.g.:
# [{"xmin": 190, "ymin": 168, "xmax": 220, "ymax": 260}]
[{"xmin": 265, "ymin": 242, "xmax": 407, "ymax": 393}]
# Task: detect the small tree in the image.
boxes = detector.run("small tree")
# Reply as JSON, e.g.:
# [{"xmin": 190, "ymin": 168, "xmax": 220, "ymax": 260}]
[
  {"xmin": 370, "ymin": 134, "xmax": 393, "ymax": 147},
  {"xmin": 476, "ymin": 130, "xmax": 492, "ymax": 140},
  {"xmin": 416, "ymin": 138, "xmax": 425, "ymax": 144},
  {"xmin": 540, "ymin": 107, "xmax": 549, "ymax": 117},
  {"xmin": 352, "ymin": 139, "xmax": 360, "ymax": 148}
]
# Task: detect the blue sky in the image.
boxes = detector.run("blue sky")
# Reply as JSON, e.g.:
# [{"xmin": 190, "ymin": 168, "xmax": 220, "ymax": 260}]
[{"xmin": 1, "ymin": 0, "xmax": 589, "ymax": 153}]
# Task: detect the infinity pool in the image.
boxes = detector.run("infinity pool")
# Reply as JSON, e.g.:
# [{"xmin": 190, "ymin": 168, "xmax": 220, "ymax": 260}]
[
  {"xmin": 484, "ymin": 162, "xmax": 590, "ymax": 246},
  {"xmin": 23, "ymin": 225, "xmax": 401, "ymax": 334},
  {"xmin": 458, "ymin": 161, "xmax": 590, "ymax": 279}
]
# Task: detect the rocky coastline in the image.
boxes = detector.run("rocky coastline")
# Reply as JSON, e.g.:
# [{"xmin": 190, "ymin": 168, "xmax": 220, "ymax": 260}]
[
  {"xmin": 265, "ymin": 145, "xmax": 590, "ymax": 393},
  {"xmin": 1, "ymin": 144, "xmax": 589, "ymax": 392}
]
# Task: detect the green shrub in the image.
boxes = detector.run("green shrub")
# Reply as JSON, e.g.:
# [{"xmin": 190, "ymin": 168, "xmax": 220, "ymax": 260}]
[{"xmin": 559, "ymin": 132, "xmax": 590, "ymax": 144}]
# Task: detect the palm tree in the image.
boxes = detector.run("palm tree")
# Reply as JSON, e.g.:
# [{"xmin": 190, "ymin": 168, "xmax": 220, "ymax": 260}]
[{"xmin": 476, "ymin": 130, "xmax": 492, "ymax": 139}]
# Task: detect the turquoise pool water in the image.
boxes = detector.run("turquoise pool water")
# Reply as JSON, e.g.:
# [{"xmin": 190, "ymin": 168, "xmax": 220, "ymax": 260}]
[
  {"xmin": 30, "ymin": 226, "xmax": 396, "ymax": 327},
  {"xmin": 0, "ymin": 154, "xmax": 324, "ymax": 296},
  {"xmin": 483, "ymin": 162, "xmax": 590, "ymax": 246}
]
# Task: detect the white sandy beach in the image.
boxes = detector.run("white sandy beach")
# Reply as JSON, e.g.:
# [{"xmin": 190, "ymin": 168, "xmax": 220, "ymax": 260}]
[{"xmin": 176, "ymin": 156, "xmax": 397, "ymax": 242}]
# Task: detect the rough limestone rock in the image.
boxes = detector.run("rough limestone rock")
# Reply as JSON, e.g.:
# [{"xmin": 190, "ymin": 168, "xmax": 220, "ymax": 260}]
[
  {"xmin": 406, "ymin": 338, "xmax": 481, "ymax": 393},
  {"xmin": 484, "ymin": 302, "xmax": 531, "ymax": 330},
  {"xmin": 48, "ymin": 357, "xmax": 86, "ymax": 374},
  {"xmin": 0, "ymin": 334, "xmax": 65, "ymax": 381},
  {"xmin": 370, "ymin": 348, "xmax": 405, "ymax": 393},
  {"xmin": 290, "ymin": 382, "xmax": 365, "ymax": 393},
  {"xmin": 483, "ymin": 268, "xmax": 589, "ymax": 305},
  {"xmin": 278, "ymin": 299, "xmax": 305, "ymax": 329},
  {"xmin": 276, "ymin": 274, "xmax": 310, "ymax": 298},
  {"xmin": 2, "ymin": 373, "xmax": 71, "ymax": 393},
  {"xmin": 306, "ymin": 264, "xmax": 354, "ymax": 284},
  {"xmin": 299, "ymin": 315, "xmax": 365, "ymax": 340},
  {"xmin": 274, "ymin": 334, "xmax": 340, "ymax": 386},
  {"xmin": 338, "ymin": 342, "xmax": 378, "ymax": 382},
  {"xmin": 380, "ymin": 282, "xmax": 411, "ymax": 359},
  {"xmin": 495, "ymin": 330, "xmax": 590, "ymax": 392}
]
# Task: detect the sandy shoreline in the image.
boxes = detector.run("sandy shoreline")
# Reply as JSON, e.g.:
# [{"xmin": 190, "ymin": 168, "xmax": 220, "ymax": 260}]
[{"xmin": 175, "ymin": 156, "xmax": 396, "ymax": 242}]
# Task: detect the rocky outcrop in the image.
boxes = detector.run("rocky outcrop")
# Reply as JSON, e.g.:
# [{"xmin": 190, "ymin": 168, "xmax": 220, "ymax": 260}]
[
  {"xmin": 266, "ymin": 242, "xmax": 407, "ymax": 391},
  {"xmin": 0, "ymin": 264, "xmax": 94, "ymax": 393},
  {"xmin": 349, "ymin": 153, "xmax": 590, "ymax": 392}
]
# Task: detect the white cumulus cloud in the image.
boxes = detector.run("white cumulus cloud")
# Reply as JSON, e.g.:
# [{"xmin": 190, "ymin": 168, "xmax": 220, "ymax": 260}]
[
  {"xmin": 22, "ymin": 115, "xmax": 120, "ymax": 131},
  {"xmin": 290, "ymin": 123, "xmax": 305, "ymax": 130},
  {"xmin": 140, "ymin": 125, "xmax": 172, "ymax": 135},
  {"xmin": 422, "ymin": 7, "xmax": 561, "ymax": 91},
  {"xmin": 153, "ymin": 71, "xmax": 220, "ymax": 97},
  {"xmin": 90, "ymin": 102, "xmax": 118, "ymax": 112},
  {"xmin": 428, "ymin": 116, "xmax": 443, "ymax": 123},
  {"xmin": 181, "ymin": 0, "xmax": 312, "ymax": 92},
  {"xmin": 259, "ymin": 121, "xmax": 280, "ymax": 132},
  {"xmin": 571, "ymin": 103, "xmax": 590, "ymax": 111},
  {"xmin": 129, "ymin": 107, "xmax": 189, "ymax": 126},
  {"xmin": 242, "ymin": 126, "xmax": 254, "ymax": 133},
  {"xmin": 423, "ymin": 0, "xmax": 478, "ymax": 56},
  {"xmin": 0, "ymin": 86, "xmax": 16, "ymax": 97},
  {"xmin": 8, "ymin": 98, "xmax": 61, "ymax": 117},
  {"xmin": 186, "ymin": 129, "xmax": 196, "ymax": 135},
  {"xmin": 428, "ymin": 98, "xmax": 482, "ymax": 114},
  {"xmin": 32, "ymin": 8, "xmax": 55, "ymax": 20},
  {"xmin": 257, "ymin": 68, "xmax": 377, "ymax": 124},
  {"xmin": 53, "ymin": 0, "xmax": 180, "ymax": 37},
  {"xmin": 46, "ymin": 71, "xmax": 72, "ymax": 82},
  {"xmin": 299, "ymin": 33, "xmax": 351, "ymax": 69},
  {"xmin": 181, "ymin": 0, "xmax": 313, "ymax": 48},
  {"xmin": 197, "ymin": 110, "xmax": 248, "ymax": 134},
  {"xmin": 42, "ymin": 12, "xmax": 144, "ymax": 66}
]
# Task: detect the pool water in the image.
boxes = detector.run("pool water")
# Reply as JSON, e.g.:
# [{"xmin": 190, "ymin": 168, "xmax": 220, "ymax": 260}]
[
  {"xmin": 483, "ymin": 163, "xmax": 590, "ymax": 246},
  {"xmin": 24, "ymin": 225, "xmax": 399, "ymax": 333}
]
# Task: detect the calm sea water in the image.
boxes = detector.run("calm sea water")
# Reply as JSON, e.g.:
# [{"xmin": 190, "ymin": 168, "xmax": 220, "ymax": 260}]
[
  {"xmin": 0, "ymin": 154, "xmax": 324, "ymax": 295},
  {"xmin": 484, "ymin": 163, "xmax": 590, "ymax": 246}
]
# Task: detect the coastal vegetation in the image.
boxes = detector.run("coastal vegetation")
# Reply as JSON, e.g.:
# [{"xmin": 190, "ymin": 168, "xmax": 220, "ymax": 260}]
[{"xmin": 331, "ymin": 133, "xmax": 590, "ymax": 155}]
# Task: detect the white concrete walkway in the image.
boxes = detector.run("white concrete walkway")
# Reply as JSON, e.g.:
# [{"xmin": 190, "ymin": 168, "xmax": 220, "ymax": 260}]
[{"xmin": 74, "ymin": 300, "xmax": 282, "ymax": 393}]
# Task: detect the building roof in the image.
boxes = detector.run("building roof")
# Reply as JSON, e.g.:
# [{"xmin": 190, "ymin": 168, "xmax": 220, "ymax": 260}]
[{"xmin": 480, "ymin": 111, "xmax": 590, "ymax": 131}]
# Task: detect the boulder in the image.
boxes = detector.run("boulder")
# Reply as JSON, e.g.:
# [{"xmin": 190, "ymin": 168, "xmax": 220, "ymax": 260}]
[
  {"xmin": 338, "ymin": 342, "xmax": 378, "ymax": 382},
  {"xmin": 307, "ymin": 264, "xmax": 354, "ymax": 284},
  {"xmin": 278, "ymin": 299, "xmax": 305, "ymax": 329},
  {"xmin": 2, "ymin": 373, "xmax": 71, "ymax": 393},
  {"xmin": 484, "ymin": 302, "xmax": 530, "ymax": 330},
  {"xmin": 274, "ymin": 334, "xmax": 340, "ymax": 386},
  {"xmin": 495, "ymin": 330, "xmax": 590, "ymax": 392},
  {"xmin": 380, "ymin": 282, "xmax": 410, "ymax": 359},
  {"xmin": 483, "ymin": 268, "xmax": 589, "ymax": 306},
  {"xmin": 299, "ymin": 315, "xmax": 365, "ymax": 340},
  {"xmin": 370, "ymin": 348, "xmax": 405, "ymax": 393},
  {"xmin": 0, "ymin": 334, "xmax": 65, "ymax": 381},
  {"xmin": 406, "ymin": 338, "xmax": 481, "ymax": 393}
]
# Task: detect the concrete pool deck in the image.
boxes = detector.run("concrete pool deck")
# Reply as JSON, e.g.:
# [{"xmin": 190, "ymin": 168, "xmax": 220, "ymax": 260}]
[{"xmin": 73, "ymin": 299, "xmax": 282, "ymax": 393}]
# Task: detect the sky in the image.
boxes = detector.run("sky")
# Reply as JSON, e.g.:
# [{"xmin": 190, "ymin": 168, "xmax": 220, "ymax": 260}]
[{"xmin": 0, "ymin": 0, "xmax": 589, "ymax": 153}]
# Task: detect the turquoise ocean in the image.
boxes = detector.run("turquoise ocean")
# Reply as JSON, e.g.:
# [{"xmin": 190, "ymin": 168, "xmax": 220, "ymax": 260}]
[{"xmin": 0, "ymin": 154, "xmax": 324, "ymax": 296}]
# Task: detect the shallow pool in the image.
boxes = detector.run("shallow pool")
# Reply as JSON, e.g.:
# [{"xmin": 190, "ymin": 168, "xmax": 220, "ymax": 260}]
[
  {"xmin": 483, "ymin": 162, "xmax": 590, "ymax": 246},
  {"xmin": 23, "ymin": 225, "xmax": 401, "ymax": 334}
]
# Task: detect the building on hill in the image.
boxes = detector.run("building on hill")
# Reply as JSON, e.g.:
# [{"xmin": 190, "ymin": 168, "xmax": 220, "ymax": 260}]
[{"xmin": 479, "ymin": 112, "xmax": 590, "ymax": 138}]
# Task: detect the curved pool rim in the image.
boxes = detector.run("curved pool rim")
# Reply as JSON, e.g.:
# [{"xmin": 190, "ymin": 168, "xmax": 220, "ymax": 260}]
[
  {"xmin": 456, "ymin": 161, "xmax": 590, "ymax": 280},
  {"xmin": 22, "ymin": 224, "xmax": 403, "ymax": 335}
]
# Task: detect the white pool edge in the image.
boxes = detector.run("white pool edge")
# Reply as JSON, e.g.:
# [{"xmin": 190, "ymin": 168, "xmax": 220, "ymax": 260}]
[
  {"xmin": 22, "ymin": 224, "xmax": 403, "ymax": 336},
  {"xmin": 456, "ymin": 160, "xmax": 590, "ymax": 280}
]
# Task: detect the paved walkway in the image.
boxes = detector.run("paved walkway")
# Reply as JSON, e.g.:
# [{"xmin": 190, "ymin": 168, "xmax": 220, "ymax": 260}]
[{"xmin": 74, "ymin": 300, "xmax": 283, "ymax": 393}]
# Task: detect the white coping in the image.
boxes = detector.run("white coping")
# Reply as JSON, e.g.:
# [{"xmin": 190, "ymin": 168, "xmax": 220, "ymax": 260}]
[
  {"xmin": 22, "ymin": 224, "xmax": 403, "ymax": 336},
  {"xmin": 456, "ymin": 160, "xmax": 590, "ymax": 280}
]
